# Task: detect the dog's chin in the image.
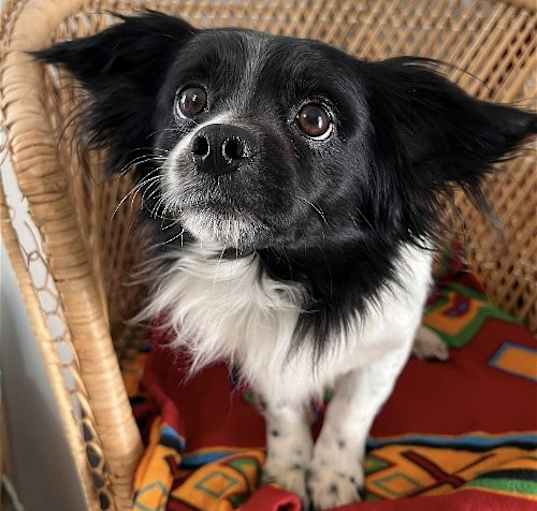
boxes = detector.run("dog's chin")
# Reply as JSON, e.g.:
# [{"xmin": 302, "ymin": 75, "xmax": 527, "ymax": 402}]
[{"xmin": 180, "ymin": 206, "xmax": 270, "ymax": 251}]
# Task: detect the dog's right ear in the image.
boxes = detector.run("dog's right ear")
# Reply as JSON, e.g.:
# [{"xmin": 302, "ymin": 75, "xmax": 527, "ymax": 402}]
[{"xmin": 32, "ymin": 10, "xmax": 197, "ymax": 174}]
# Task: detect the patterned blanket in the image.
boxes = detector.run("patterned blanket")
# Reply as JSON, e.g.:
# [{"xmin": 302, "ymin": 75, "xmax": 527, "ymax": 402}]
[{"xmin": 124, "ymin": 256, "xmax": 537, "ymax": 510}]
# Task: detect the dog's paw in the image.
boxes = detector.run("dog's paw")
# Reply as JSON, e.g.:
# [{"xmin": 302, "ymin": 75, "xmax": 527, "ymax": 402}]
[
  {"xmin": 262, "ymin": 459, "xmax": 309, "ymax": 506},
  {"xmin": 307, "ymin": 462, "xmax": 363, "ymax": 510},
  {"xmin": 413, "ymin": 325, "xmax": 449, "ymax": 361}
]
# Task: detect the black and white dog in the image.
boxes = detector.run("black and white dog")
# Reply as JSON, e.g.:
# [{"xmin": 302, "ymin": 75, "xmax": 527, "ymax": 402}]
[{"xmin": 35, "ymin": 11, "xmax": 537, "ymax": 509}]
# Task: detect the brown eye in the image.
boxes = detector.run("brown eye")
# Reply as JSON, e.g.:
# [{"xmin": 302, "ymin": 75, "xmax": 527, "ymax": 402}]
[
  {"xmin": 296, "ymin": 103, "xmax": 332, "ymax": 139},
  {"xmin": 177, "ymin": 86, "xmax": 207, "ymax": 117}
]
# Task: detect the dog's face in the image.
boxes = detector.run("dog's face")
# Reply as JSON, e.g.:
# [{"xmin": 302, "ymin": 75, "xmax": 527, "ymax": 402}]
[
  {"xmin": 154, "ymin": 29, "xmax": 371, "ymax": 249},
  {"xmin": 35, "ymin": 11, "xmax": 537, "ymax": 257}
]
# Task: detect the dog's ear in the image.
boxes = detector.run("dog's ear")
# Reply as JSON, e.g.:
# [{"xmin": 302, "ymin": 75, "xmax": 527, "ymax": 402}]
[
  {"xmin": 362, "ymin": 57, "xmax": 537, "ymax": 208},
  {"xmin": 32, "ymin": 11, "xmax": 197, "ymax": 174}
]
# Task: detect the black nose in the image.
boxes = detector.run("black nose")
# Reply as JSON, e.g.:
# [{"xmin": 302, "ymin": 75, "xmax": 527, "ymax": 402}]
[{"xmin": 191, "ymin": 124, "xmax": 252, "ymax": 175}]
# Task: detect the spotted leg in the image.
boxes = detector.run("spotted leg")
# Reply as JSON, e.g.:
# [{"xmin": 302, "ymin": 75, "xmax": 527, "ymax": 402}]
[
  {"xmin": 259, "ymin": 397, "xmax": 313, "ymax": 506},
  {"xmin": 308, "ymin": 347, "xmax": 411, "ymax": 509}
]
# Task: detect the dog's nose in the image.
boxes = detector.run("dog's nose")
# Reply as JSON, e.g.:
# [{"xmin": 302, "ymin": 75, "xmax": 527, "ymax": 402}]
[{"xmin": 191, "ymin": 124, "xmax": 251, "ymax": 175}]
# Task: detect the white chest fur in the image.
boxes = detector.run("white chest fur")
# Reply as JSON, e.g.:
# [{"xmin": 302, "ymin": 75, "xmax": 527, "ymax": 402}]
[{"xmin": 142, "ymin": 243, "xmax": 433, "ymax": 403}]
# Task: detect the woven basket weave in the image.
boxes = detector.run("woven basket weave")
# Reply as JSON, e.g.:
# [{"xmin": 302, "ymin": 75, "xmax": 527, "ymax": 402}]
[{"xmin": 1, "ymin": 1, "xmax": 536, "ymax": 509}]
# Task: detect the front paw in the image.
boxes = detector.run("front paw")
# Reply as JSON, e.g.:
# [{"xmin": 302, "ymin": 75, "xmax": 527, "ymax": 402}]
[
  {"xmin": 307, "ymin": 459, "xmax": 363, "ymax": 510},
  {"xmin": 413, "ymin": 326, "xmax": 449, "ymax": 361},
  {"xmin": 262, "ymin": 459, "xmax": 309, "ymax": 506}
]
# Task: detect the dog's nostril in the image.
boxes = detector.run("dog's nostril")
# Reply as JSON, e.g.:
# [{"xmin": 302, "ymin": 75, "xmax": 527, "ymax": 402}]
[
  {"xmin": 222, "ymin": 137, "xmax": 245, "ymax": 162},
  {"xmin": 192, "ymin": 135, "xmax": 210, "ymax": 158}
]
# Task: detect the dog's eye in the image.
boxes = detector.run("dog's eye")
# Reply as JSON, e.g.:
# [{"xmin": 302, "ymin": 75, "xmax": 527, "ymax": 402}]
[
  {"xmin": 176, "ymin": 86, "xmax": 207, "ymax": 117},
  {"xmin": 296, "ymin": 103, "xmax": 332, "ymax": 139}
]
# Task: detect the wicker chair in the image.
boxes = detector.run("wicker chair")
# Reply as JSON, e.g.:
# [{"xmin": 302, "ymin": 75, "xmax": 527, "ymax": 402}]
[{"xmin": 0, "ymin": 0, "xmax": 535, "ymax": 509}]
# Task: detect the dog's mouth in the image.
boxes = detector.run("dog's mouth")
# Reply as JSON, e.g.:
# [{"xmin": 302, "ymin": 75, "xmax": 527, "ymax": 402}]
[
  {"xmin": 162, "ymin": 181, "xmax": 266, "ymax": 247},
  {"xmin": 179, "ymin": 203, "xmax": 271, "ymax": 249},
  {"xmin": 162, "ymin": 158, "xmax": 279, "ymax": 249}
]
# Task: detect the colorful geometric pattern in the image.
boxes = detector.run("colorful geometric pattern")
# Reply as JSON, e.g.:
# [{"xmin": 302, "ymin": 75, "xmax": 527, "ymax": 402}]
[
  {"xmin": 135, "ymin": 443, "xmax": 264, "ymax": 511},
  {"xmin": 489, "ymin": 342, "xmax": 537, "ymax": 382},
  {"xmin": 128, "ymin": 257, "xmax": 537, "ymax": 510},
  {"xmin": 424, "ymin": 282, "xmax": 518, "ymax": 348},
  {"xmin": 363, "ymin": 442, "xmax": 537, "ymax": 501},
  {"xmin": 134, "ymin": 418, "xmax": 182, "ymax": 511},
  {"xmin": 172, "ymin": 453, "xmax": 260, "ymax": 509}
]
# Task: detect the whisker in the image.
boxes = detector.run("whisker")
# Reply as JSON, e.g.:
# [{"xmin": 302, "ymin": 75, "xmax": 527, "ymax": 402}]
[
  {"xmin": 112, "ymin": 175, "xmax": 159, "ymax": 218},
  {"xmin": 117, "ymin": 154, "xmax": 168, "ymax": 176},
  {"xmin": 158, "ymin": 228, "xmax": 186, "ymax": 248},
  {"xmin": 142, "ymin": 177, "xmax": 164, "ymax": 204},
  {"xmin": 349, "ymin": 208, "xmax": 377, "ymax": 234},
  {"xmin": 297, "ymin": 196, "xmax": 328, "ymax": 225}
]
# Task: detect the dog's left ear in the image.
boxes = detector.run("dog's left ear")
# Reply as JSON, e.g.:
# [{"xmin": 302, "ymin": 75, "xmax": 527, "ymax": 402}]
[
  {"xmin": 32, "ymin": 11, "xmax": 197, "ymax": 174},
  {"xmin": 362, "ymin": 57, "xmax": 537, "ymax": 201}
]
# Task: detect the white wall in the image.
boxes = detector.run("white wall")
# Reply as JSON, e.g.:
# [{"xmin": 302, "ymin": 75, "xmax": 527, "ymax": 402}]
[{"xmin": 1, "ymin": 250, "xmax": 86, "ymax": 511}]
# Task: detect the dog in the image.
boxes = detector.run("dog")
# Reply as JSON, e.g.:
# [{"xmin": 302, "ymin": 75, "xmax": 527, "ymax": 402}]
[{"xmin": 34, "ymin": 11, "xmax": 537, "ymax": 509}]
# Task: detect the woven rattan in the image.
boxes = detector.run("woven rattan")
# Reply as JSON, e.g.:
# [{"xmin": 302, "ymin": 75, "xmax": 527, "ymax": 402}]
[{"xmin": 1, "ymin": 1, "xmax": 536, "ymax": 509}]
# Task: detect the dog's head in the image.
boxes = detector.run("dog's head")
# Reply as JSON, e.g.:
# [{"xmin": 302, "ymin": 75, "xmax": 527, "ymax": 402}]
[{"xmin": 35, "ymin": 11, "xmax": 537, "ymax": 254}]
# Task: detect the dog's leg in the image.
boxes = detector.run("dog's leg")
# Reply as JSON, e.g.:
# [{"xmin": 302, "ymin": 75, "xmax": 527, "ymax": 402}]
[
  {"xmin": 260, "ymin": 396, "xmax": 313, "ymax": 504},
  {"xmin": 308, "ymin": 347, "xmax": 410, "ymax": 509}
]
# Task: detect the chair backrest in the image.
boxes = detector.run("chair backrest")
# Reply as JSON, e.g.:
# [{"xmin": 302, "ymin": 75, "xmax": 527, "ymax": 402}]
[{"xmin": 1, "ymin": 1, "xmax": 535, "ymax": 509}]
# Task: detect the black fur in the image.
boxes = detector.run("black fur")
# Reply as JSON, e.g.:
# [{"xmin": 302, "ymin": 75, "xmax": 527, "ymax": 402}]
[{"xmin": 33, "ymin": 11, "xmax": 537, "ymax": 355}]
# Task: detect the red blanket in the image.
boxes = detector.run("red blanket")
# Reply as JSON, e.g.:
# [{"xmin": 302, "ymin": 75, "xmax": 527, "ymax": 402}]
[{"xmin": 126, "ymin": 260, "xmax": 537, "ymax": 510}]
